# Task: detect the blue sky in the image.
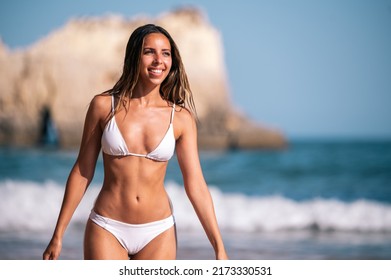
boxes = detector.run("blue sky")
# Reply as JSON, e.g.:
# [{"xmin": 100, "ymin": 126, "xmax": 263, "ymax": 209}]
[{"xmin": 1, "ymin": 0, "xmax": 390, "ymax": 139}]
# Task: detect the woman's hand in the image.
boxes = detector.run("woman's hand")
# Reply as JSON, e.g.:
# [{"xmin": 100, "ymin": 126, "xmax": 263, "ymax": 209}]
[{"xmin": 43, "ymin": 237, "xmax": 62, "ymax": 260}]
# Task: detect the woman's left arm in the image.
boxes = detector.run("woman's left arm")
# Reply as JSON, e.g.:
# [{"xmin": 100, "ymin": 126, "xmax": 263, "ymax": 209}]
[{"xmin": 175, "ymin": 110, "xmax": 228, "ymax": 260}]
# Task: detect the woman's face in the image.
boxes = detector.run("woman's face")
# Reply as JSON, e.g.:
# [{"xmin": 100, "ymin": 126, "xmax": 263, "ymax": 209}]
[{"xmin": 138, "ymin": 33, "xmax": 172, "ymax": 87}]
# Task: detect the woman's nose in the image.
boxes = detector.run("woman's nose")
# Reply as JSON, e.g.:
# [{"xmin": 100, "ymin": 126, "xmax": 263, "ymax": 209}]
[{"xmin": 153, "ymin": 53, "xmax": 163, "ymax": 64}]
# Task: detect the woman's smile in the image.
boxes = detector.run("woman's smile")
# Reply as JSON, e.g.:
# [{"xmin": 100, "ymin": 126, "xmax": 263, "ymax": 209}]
[{"xmin": 148, "ymin": 67, "xmax": 164, "ymax": 76}]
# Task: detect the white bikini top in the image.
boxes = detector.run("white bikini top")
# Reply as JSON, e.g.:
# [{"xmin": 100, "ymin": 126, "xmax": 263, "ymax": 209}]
[{"xmin": 101, "ymin": 95, "xmax": 176, "ymax": 161}]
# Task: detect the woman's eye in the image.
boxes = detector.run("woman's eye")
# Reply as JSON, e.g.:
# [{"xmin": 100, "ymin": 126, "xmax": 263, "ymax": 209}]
[{"xmin": 163, "ymin": 52, "xmax": 171, "ymax": 57}]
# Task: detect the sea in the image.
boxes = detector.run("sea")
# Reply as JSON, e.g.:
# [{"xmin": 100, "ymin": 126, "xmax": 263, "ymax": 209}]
[{"xmin": 0, "ymin": 139, "xmax": 391, "ymax": 260}]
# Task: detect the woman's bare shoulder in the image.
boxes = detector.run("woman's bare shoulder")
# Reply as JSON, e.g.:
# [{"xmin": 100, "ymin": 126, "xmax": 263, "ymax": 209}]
[
  {"xmin": 91, "ymin": 94, "xmax": 111, "ymax": 108},
  {"xmin": 174, "ymin": 106, "xmax": 196, "ymax": 126},
  {"xmin": 174, "ymin": 106, "xmax": 197, "ymax": 139},
  {"xmin": 83, "ymin": 94, "xmax": 112, "ymax": 124},
  {"xmin": 89, "ymin": 94, "xmax": 112, "ymax": 114}
]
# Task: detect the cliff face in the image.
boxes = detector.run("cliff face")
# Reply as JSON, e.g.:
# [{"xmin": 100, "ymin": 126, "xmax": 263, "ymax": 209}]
[{"xmin": 0, "ymin": 8, "xmax": 286, "ymax": 149}]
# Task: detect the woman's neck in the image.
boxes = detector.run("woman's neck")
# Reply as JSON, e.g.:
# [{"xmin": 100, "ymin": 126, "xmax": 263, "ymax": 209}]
[{"xmin": 131, "ymin": 82, "xmax": 162, "ymax": 107}]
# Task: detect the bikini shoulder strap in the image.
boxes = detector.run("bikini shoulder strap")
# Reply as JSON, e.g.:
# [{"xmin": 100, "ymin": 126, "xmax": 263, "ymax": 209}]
[
  {"xmin": 170, "ymin": 103, "xmax": 176, "ymax": 124},
  {"xmin": 111, "ymin": 95, "xmax": 115, "ymax": 112}
]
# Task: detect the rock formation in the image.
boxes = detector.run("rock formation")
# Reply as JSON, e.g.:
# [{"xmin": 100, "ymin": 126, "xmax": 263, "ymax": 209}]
[{"xmin": 0, "ymin": 8, "xmax": 286, "ymax": 150}]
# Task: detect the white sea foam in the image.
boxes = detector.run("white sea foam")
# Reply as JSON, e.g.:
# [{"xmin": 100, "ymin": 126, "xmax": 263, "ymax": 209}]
[{"xmin": 1, "ymin": 180, "xmax": 391, "ymax": 233}]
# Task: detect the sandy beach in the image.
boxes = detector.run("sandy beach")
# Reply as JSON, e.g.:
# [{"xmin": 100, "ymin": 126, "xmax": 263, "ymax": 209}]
[{"xmin": 2, "ymin": 228, "xmax": 391, "ymax": 260}]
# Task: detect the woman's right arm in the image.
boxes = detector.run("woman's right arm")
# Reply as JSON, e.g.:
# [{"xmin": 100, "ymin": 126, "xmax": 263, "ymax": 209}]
[{"xmin": 43, "ymin": 95, "xmax": 105, "ymax": 260}]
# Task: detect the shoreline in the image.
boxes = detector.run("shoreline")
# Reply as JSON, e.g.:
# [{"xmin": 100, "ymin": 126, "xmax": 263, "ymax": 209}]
[{"xmin": 2, "ymin": 230, "xmax": 391, "ymax": 260}]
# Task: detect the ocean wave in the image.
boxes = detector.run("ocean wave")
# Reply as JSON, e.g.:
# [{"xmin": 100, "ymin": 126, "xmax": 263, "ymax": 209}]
[{"xmin": 1, "ymin": 180, "xmax": 391, "ymax": 233}]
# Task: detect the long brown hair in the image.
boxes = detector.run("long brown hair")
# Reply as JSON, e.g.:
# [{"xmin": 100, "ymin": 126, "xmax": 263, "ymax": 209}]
[{"xmin": 103, "ymin": 24, "xmax": 196, "ymax": 118}]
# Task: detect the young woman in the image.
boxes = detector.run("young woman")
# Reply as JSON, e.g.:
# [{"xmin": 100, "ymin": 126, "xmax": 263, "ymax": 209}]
[{"xmin": 43, "ymin": 24, "xmax": 228, "ymax": 260}]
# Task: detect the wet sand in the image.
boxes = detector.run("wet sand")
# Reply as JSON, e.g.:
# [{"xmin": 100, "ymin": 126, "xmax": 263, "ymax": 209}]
[{"xmin": 2, "ymin": 229, "xmax": 391, "ymax": 260}]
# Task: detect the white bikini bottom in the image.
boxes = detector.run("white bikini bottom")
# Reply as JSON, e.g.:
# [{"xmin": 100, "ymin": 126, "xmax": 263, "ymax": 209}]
[{"xmin": 89, "ymin": 210, "xmax": 175, "ymax": 256}]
